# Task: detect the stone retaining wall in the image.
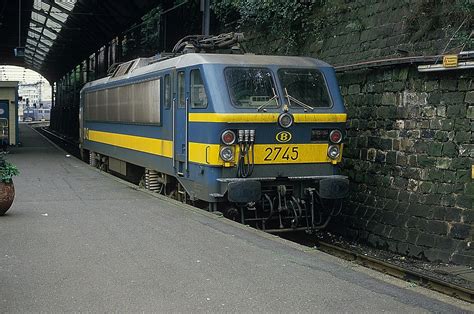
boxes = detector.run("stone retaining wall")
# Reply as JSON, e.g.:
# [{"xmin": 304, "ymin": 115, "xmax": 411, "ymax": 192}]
[{"xmin": 334, "ymin": 66, "xmax": 473, "ymax": 265}]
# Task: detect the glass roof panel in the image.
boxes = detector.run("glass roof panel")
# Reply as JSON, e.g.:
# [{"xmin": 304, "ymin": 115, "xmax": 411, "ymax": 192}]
[
  {"xmin": 28, "ymin": 31, "xmax": 41, "ymax": 40},
  {"xmin": 27, "ymin": 31, "xmax": 38, "ymax": 39},
  {"xmin": 51, "ymin": 11, "xmax": 68, "ymax": 23},
  {"xmin": 56, "ymin": 1, "xmax": 77, "ymax": 12},
  {"xmin": 30, "ymin": 24, "xmax": 43, "ymax": 31},
  {"xmin": 34, "ymin": 48, "xmax": 47, "ymax": 54},
  {"xmin": 36, "ymin": 45, "xmax": 50, "ymax": 53},
  {"xmin": 39, "ymin": 38, "xmax": 53, "ymax": 46},
  {"xmin": 32, "ymin": 12, "xmax": 46, "ymax": 24},
  {"xmin": 43, "ymin": 29, "xmax": 57, "ymax": 41},
  {"xmin": 31, "ymin": 54, "xmax": 45, "ymax": 61},
  {"xmin": 33, "ymin": 0, "xmax": 42, "ymax": 10},
  {"xmin": 33, "ymin": 39, "xmax": 49, "ymax": 47},
  {"xmin": 30, "ymin": 45, "xmax": 49, "ymax": 54},
  {"xmin": 40, "ymin": 3, "xmax": 50, "ymax": 12},
  {"xmin": 45, "ymin": 19, "xmax": 61, "ymax": 30}
]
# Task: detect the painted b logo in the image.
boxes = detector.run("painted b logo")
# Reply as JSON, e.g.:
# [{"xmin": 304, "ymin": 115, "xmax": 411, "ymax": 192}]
[{"xmin": 276, "ymin": 131, "xmax": 292, "ymax": 143}]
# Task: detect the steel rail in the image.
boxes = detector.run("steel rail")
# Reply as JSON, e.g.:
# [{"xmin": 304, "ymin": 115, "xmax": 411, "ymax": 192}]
[
  {"xmin": 35, "ymin": 126, "xmax": 81, "ymax": 158},
  {"xmin": 38, "ymin": 126, "xmax": 76, "ymax": 144},
  {"xmin": 316, "ymin": 241, "xmax": 474, "ymax": 304}
]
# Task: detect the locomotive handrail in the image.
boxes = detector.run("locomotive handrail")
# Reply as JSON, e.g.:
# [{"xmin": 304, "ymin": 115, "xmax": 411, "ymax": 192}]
[
  {"xmin": 172, "ymin": 98, "xmax": 176, "ymax": 168},
  {"xmin": 205, "ymin": 146, "xmax": 210, "ymax": 164},
  {"xmin": 185, "ymin": 97, "xmax": 189, "ymax": 173}
]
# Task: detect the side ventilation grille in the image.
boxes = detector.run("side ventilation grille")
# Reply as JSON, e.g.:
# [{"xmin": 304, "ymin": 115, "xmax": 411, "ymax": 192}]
[{"xmin": 110, "ymin": 58, "xmax": 151, "ymax": 78}]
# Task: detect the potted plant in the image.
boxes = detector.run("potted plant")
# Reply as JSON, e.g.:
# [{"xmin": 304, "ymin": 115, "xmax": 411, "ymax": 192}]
[{"xmin": 0, "ymin": 154, "xmax": 19, "ymax": 215}]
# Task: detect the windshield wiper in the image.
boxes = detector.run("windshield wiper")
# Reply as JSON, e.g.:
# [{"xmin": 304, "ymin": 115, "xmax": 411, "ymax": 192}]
[
  {"xmin": 257, "ymin": 88, "xmax": 279, "ymax": 112},
  {"xmin": 284, "ymin": 88, "xmax": 314, "ymax": 112}
]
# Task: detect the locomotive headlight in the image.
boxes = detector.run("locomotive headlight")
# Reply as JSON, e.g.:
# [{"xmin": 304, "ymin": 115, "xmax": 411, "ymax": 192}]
[
  {"xmin": 220, "ymin": 146, "xmax": 234, "ymax": 162},
  {"xmin": 328, "ymin": 145, "xmax": 340, "ymax": 160},
  {"xmin": 329, "ymin": 130, "xmax": 343, "ymax": 143},
  {"xmin": 221, "ymin": 130, "xmax": 236, "ymax": 145},
  {"xmin": 278, "ymin": 112, "xmax": 294, "ymax": 128}
]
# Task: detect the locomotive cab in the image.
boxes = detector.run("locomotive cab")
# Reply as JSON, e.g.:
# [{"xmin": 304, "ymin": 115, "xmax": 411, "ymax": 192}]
[{"xmin": 191, "ymin": 56, "xmax": 349, "ymax": 231}]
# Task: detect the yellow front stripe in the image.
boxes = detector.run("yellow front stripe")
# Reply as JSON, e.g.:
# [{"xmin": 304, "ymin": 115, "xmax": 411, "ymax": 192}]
[
  {"xmin": 294, "ymin": 113, "xmax": 347, "ymax": 123},
  {"xmin": 189, "ymin": 142, "xmax": 342, "ymax": 166},
  {"xmin": 188, "ymin": 113, "xmax": 347, "ymax": 123},
  {"xmin": 88, "ymin": 130, "xmax": 173, "ymax": 158}
]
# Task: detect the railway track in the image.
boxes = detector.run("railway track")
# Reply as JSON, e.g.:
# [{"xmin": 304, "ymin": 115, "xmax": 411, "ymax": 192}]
[
  {"xmin": 314, "ymin": 241, "xmax": 474, "ymax": 304},
  {"xmin": 35, "ymin": 125, "xmax": 474, "ymax": 304},
  {"xmin": 34, "ymin": 126, "xmax": 81, "ymax": 159}
]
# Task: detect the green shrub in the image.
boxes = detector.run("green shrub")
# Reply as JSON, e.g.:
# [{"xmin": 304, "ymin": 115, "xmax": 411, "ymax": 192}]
[
  {"xmin": 0, "ymin": 156, "xmax": 19, "ymax": 183},
  {"xmin": 212, "ymin": 0, "xmax": 318, "ymax": 54}
]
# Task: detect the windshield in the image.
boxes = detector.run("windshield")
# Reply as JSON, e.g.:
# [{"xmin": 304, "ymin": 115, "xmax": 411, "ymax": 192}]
[
  {"xmin": 225, "ymin": 67, "xmax": 278, "ymax": 108},
  {"xmin": 278, "ymin": 69, "xmax": 332, "ymax": 108}
]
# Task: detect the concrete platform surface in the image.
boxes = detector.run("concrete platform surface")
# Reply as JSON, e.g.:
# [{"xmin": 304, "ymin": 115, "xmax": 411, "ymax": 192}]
[{"xmin": 0, "ymin": 124, "xmax": 471, "ymax": 312}]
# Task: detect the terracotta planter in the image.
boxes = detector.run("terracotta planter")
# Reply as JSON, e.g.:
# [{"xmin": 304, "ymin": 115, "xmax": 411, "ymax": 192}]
[{"xmin": 0, "ymin": 181, "xmax": 15, "ymax": 215}]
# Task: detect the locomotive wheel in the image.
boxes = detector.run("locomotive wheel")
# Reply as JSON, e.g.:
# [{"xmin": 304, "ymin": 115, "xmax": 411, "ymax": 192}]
[
  {"xmin": 223, "ymin": 206, "xmax": 239, "ymax": 221},
  {"xmin": 167, "ymin": 189, "xmax": 178, "ymax": 200},
  {"xmin": 81, "ymin": 148, "xmax": 90, "ymax": 163}
]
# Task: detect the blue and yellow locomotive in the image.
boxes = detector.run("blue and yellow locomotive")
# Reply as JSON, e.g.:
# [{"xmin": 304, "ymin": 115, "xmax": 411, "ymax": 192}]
[{"xmin": 80, "ymin": 45, "xmax": 349, "ymax": 232}]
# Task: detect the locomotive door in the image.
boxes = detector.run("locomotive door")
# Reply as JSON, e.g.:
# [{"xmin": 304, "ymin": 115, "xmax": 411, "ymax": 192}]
[{"xmin": 173, "ymin": 70, "xmax": 189, "ymax": 177}]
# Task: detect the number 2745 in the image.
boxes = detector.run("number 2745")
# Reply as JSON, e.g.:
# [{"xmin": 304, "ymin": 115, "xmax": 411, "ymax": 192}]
[{"xmin": 264, "ymin": 147, "xmax": 299, "ymax": 161}]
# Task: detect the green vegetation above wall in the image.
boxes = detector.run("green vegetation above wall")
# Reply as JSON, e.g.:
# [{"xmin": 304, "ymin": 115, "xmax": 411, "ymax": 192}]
[
  {"xmin": 212, "ymin": 0, "xmax": 318, "ymax": 54},
  {"xmin": 405, "ymin": 0, "xmax": 473, "ymax": 48},
  {"xmin": 212, "ymin": 0, "xmax": 473, "ymax": 63}
]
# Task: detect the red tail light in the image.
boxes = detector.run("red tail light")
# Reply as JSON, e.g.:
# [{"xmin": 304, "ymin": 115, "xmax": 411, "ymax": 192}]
[
  {"xmin": 221, "ymin": 130, "xmax": 236, "ymax": 145},
  {"xmin": 329, "ymin": 130, "xmax": 342, "ymax": 143}
]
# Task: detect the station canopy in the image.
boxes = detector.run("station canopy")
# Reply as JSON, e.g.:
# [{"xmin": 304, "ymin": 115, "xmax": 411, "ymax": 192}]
[
  {"xmin": 25, "ymin": 0, "xmax": 76, "ymax": 71},
  {"xmin": 0, "ymin": 0, "xmax": 163, "ymax": 82}
]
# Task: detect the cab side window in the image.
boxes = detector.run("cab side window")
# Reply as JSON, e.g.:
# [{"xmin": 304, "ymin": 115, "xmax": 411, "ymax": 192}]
[
  {"xmin": 164, "ymin": 74, "xmax": 171, "ymax": 109},
  {"xmin": 178, "ymin": 71, "xmax": 185, "ymax": 108},
  {"xmin": 190, "ymin": 69, "xmax": 208, "ymax": 108}
]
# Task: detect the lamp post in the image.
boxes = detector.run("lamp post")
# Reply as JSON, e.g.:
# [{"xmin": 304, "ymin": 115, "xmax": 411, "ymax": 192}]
[
  {"xmin": 15, "ymin": 0, "xmax": 25, "ymax": 57},
  {"xmin": 201, "ymin": 0, "xmax": 210, "ymax": 36}
]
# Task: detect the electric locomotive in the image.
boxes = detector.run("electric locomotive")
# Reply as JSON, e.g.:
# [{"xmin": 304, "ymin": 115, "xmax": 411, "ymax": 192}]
[{"xmin": 80, "ymin": 34, "xmax": 349, "ymax": 232}]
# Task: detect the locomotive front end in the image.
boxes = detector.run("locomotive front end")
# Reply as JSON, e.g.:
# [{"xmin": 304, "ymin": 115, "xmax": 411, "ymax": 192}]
[{"xmin": 210, "ymin": 61, "xmax": 349, "ymax": 232}]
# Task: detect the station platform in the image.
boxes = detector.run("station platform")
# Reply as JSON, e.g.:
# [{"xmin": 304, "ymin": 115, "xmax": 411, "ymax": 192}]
[{"xmin": 0, "ymin": 124, "xmax": 470, "ymax": 312}]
